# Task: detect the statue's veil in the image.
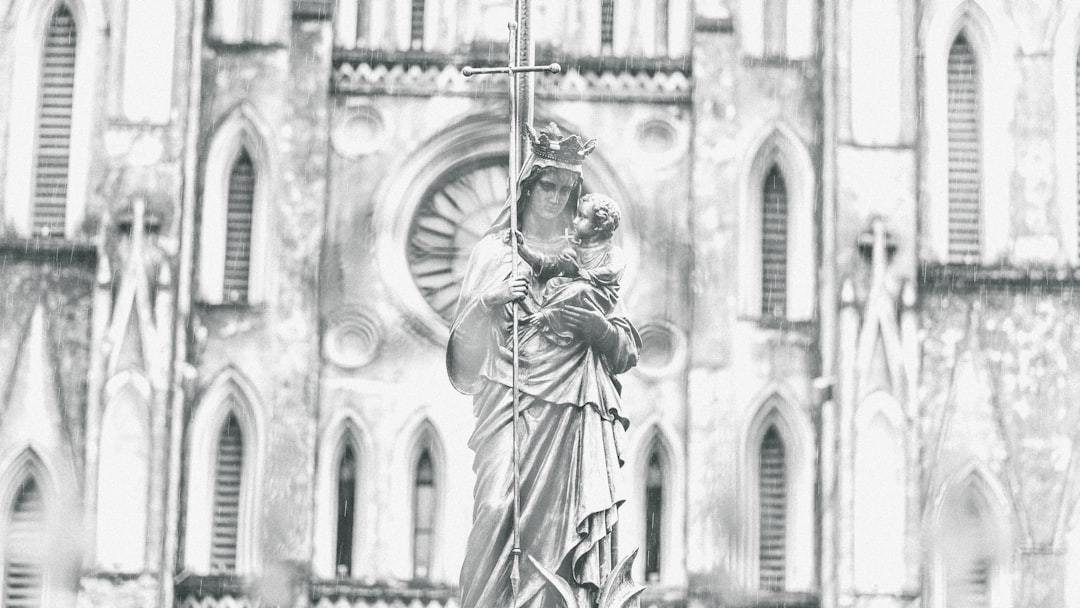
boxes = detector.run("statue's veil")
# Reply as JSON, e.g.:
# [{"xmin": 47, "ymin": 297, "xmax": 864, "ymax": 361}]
[{"xmin": 484, "ymin": 151, "xmax": 584, "ymax": 237}]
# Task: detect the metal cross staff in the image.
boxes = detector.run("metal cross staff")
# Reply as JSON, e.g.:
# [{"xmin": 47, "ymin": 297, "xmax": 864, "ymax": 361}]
[{"xmin": 462, "ymin": 3, "xmax": 559, "ymax": 604}]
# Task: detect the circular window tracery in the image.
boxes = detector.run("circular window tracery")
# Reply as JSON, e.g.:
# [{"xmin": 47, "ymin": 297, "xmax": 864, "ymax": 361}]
[{"xmin": 406, "ymin": 158, "xmax": 508, "ymax": 324}]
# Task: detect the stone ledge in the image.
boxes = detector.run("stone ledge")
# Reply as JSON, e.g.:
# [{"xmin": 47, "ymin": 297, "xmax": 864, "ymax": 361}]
[
  {"xmin": 309, "ymin": 579, "xmax": 458, "ymax": 607},
  {"xmin": 0, "ymin": 237, "xmax": 96, "ymax": 266},
  {"xmin": 293, "ymin": 0, "xmax": 334, "ymax": 20},
  {"xmin": 332, "ymin": 49, "xmax": 692, "ymax": 103},
  {"xmin": 174, "ymin": 573, "xmax": 248, "ymax": 601},
  {"xmin": 694, "ymin": 16, "xmax": 735, "ymax": 33},
  {"xmin": 687, "ymin": 589, "xmax": 820, "ymax": 608},
  {"xmin": 919, "ymin": 262, "xmax": 1080, "ymax": 293}
]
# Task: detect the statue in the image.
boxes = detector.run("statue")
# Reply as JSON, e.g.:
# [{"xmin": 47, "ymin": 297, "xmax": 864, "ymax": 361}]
[{"xmin": 447, "ymin": 123, "xmax": 643, "ymax": 608}]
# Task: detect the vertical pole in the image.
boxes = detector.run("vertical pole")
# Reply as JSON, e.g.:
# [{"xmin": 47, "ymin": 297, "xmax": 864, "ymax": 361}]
[
  {"xmin": 507, "ymin": 18, "xmax": 523, "ymax": 604},
  {"xmin": 515, "ymin": 0, "xmax": 533, "ymax": 140}
]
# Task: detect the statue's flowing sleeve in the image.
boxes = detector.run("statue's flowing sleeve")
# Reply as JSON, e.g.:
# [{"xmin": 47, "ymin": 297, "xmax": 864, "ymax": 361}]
[
  {"xmin": 590, "ymin": 246, "xmax": 640, "ymax": 377},
  {"xmin": 446, "ymin": 235, "xmax": 509, "ymax": 394},
  {"xmin": 595, "ymin": 314, "xmax": 641, "ymax": 377}
]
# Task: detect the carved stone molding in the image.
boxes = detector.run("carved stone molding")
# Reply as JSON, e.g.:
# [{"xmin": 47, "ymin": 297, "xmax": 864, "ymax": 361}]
[
  {"xmin": 324, "ymin": 307, "xmax": 383, "ymax": 369},
  {"xmin": 636, "ymin": 322, "xmax": 687, "ymax": 379},
  {"xmin": 332, "ymin": 51, "xmax": 691, "ymax": 103}
]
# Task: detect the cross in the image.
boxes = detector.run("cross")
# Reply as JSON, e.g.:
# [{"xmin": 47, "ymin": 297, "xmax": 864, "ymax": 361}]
[{"xmin": 461, "ymin": 4, "xmax": 560, "ymax": 604}]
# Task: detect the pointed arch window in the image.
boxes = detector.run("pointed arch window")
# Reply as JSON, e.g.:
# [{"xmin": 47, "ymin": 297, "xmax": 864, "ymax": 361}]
[
  {"xmin": 211, "ymin": 413, "xmax": 243, "ymax": 573},
  {"xmin": 645, "ymin": 447, "xmax": 664, "ymax": 582},
  {"xmin": 32, "ymin": 4, "xmax": 78, "ymax": 238},
  {"xmin": 335, "ymin": 443, "xmax": 358, "ymax": 576},
  {"xmin": 759, "ymin": 425, "xmax": 786, "ymax": 591},
  {"xmin": 410, "ymin": 0, "xmax": 425, "ymax": 50},
  {"xmin": 601, "ymin": 0, "xmax": 615, "ymax": 53},
  {"xmin": 224, "ymin": 149, "xmax": 255, "ymax": 304},
  {"xmin": 761, "ymin": 165, "xmax": 788, "ymax": 319},
  {"xmin": 200, "ymin": 114, "xmax": 272, "ymax": 306},
  {"xmin": 939, "ymin": 484, "xmax": 1000, "ymax": 608},
  {"xmin": 947, "ymin": 32, "xmax": 981, "ymax": 263},
  {"xmin": 413, "ymin": 448, "xmax": 435, "ymax": 580},
  {"xmin": 3, "ymin": 476, "xmax": 45, "ymax": 608}
]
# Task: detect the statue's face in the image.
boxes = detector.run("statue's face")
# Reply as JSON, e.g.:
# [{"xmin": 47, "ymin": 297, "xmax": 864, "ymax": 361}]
[
  {"xmin": 571, "ymin": 197, "xmax": 597, "ymax": 239},
  {"xmin": 527, "ymin": 169, "xmax": 577, "ymax": 222}
]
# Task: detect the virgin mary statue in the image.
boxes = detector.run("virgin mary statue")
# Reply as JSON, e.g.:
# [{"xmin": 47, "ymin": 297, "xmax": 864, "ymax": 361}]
[{"xmin": 447, "ymin": 123, "xmax": 641, "ymax": 608}]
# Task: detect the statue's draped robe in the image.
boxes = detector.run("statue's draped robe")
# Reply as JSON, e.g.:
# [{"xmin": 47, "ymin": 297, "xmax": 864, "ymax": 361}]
[{"xmin": 448, "ymin": 233, "xmax": 640, "ymax": 608}]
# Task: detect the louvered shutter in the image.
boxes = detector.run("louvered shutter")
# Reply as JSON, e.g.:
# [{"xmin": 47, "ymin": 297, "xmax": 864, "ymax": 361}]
[
  {"xmin": 947, "ymin": 557, "xmax": 991, "ymax": 608},
  {"xmin": 947, "ymin": 33, "xmax": 980, "ymax": 262},
  {"xmin": 211, "ymin": 414, "xmax": 243, "ymax": 573},
  {"xmin": 224, "ymin": 150, "xmax": 255, "ymax": 304},
  {"xmin": 601, "ymin": 0, "xmax": 615, "ymax": 52},
  {"xmin": 3, "ymin": 477, "xmax": 44, "ymax": 608},
  {"xmin": 645, "ymin": 449, "xmax": 663, "ymax": 581},
  {"xmin": 32, "ymin": 6, "xmax": 77, "ymax": 238},
  {"xmin": 759, "ymin": 426, "xmax": 786, "ymax": 591},
  {"xmin": 762, "ymin": 165, "xmax": 788, "ymax": 319},
  {"xmin": 336, "ymin": 444, "xmax": 357, "ymax": 576},
  {"xmin": 410, "ymin": 0, "xmax": 424, "ymax": 50},
  {"xmin": 413, "ymin": 449, "xmax": 435, "ymax": 580}
]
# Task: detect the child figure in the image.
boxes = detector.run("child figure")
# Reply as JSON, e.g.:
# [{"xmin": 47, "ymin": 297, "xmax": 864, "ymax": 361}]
[{"xmin": 515, "ymin": 192, "xmax": 625, "ymax": 346}]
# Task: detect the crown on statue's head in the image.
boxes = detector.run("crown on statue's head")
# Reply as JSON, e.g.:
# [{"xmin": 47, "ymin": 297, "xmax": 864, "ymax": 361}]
[{"xmin": 527, "ymin": 122, "xmax": 596, "ymax": 172}]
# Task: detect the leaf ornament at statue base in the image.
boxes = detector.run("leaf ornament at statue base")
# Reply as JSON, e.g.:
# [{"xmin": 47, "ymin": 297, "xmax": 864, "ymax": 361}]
[{"xmin": 528, "ymin": 549, "xmax": 647, "ymax": 608}]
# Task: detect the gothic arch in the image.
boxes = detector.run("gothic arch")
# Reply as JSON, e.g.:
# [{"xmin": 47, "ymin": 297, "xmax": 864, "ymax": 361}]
[
  {"xmin": 95, "ymin": 373, "xmax": 152, "ymax": 572},
  {"xmin": 928, "ymin": 463, "xmax": 1014, "ymax": 608},
  {"xmin": 0, "ymin": 448, "xmax": 55, "ymax": 527},
  {"xmin": 628, "ymin": 421, "xmax": 685, "ymax": 585},
  {"xmin": 3, "ymin": 0, "xmax": 106, "ymax": 238},
  {"xmin": 921, "ymin": 0, "xmax": 1017, "ymax": 263},
  {"xmin": 183, "ymin": 366, "xmax": 265, "ymax": 575},
  {"xmin": 313, "ymin": 410, "xmax": 375, "ymax": 579},
  {"xmin": 853, "ymin": 391, "xmax": 907, "ymax": 592},
  {"xmin": 737, "ymin": 123, "xmax": 816, "ymax": 322},
  {"xmin": 394, "ymin": 417, "xmax": 446, "ymax": 581},
  {"xmin": 0, "ymin": 448, "xmax": 58, "ymax": 608},
  {"xmin": 199, "ymin": 103, "xmax": 276, "ymax": 304},
  {"xmin": 739, "ymin": 388, "xmax": 814, "ymax": 591}
]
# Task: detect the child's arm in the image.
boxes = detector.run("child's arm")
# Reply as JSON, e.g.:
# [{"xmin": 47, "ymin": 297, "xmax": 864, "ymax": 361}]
[
  {"xmin": 510, "ymin": 230, "xmax": 571, "ymax": 281},
  {"xmin": 533, "ymin": 247, "xmax": 579, "ymax": 282}
]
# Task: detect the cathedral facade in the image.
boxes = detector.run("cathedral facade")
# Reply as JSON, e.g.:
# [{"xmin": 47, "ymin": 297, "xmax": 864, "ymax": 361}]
[{"xmin": 0, "ymin": 0, "xmax": 1077, "ymax": 607}]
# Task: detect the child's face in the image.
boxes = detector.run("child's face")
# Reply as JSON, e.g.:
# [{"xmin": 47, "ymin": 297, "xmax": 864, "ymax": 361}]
[{"xmin": 572, "ymin": 198, "xmax": 597, "ymax": 239}]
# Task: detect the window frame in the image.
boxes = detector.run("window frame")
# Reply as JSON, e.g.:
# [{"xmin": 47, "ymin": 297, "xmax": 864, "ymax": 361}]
[
  {"xmin": 738, "ymin": 125, "xmax": 816, "ymax": 323},
  {"xmin": 741, "ymin": 390, "xmax": 815, "ymax": 592},
  {"xmin": 199, "ymin": 106, "xmax": 275, "ymax": 306},
  {"xmin": 921, "ymin": 0, "xmax": 1015, "ymax": 264},
  {"xmin": 3, "ymin": 0, "xmax": 104, "ymax": 239},
  {"xmin": 183, "ymin": 370, "xmax": 264, "ymax": 576}
]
